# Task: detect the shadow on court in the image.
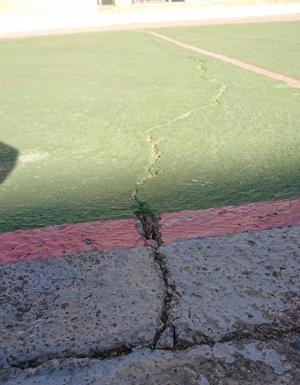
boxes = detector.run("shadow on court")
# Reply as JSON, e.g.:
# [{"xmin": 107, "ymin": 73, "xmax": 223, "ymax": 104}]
[{"xmin": 0, "ymin": 142, "xmax": 19, "ymax": 185}]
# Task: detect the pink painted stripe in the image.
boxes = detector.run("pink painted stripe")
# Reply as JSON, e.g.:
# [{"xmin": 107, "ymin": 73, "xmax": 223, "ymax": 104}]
[
  {"xmin": 161, "ymin": 198, "xmax": 300, "ymax": 244},
  {"xmin": 1, "ymin": 198, "xmax": 300, "ymax": 265},
  {"xmin": 148, "ymin": 31, "xmax": 300, "ymax": 89},
  {"xmin": 0, "ymin": 218, "xmax": 144, "ymax": 265}
]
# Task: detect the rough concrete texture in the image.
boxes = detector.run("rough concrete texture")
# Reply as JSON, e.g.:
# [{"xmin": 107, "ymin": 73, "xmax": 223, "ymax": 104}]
[
  {"xmin": 1, "ymin": 334, "xmax": 300, "ymax": 385},
  {"xmin": 1, "ymin": 225, "xmax": 300, "ymax": 384},
  {"xmin": 161, "ymin": 226, "xmax": 300, "ymax": 348},
  {"xmin": 0, "ymin": 248, "xmax": 163, "ymax": 368}
]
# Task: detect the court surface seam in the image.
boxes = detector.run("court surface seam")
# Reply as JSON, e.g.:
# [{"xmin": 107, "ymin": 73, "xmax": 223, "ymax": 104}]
[{"xmin": 148, "ymin": 31, "xmax": 300, "ymax": 89}]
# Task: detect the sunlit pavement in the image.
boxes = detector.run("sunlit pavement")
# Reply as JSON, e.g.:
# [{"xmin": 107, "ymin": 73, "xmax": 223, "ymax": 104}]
[
  {"xmin": 1, "ymin": 3, "xmax": 300, "ymax": 383},
  {"xmin": 1, "ymin": 2, "xmax": 300, "ymax": 37},
  {"xmin": 1, "ymin": 225, "xmax": 299, "ymax": 384}
]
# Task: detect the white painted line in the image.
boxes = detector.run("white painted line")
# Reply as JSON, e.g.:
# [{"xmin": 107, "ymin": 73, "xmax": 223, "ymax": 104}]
[{"xmin": 148, "ymin": 31, "xmax": 300, "ymax": 89}]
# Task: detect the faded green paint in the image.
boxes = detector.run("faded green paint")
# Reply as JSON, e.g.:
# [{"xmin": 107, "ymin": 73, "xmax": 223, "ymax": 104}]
[{"xmin": 0, "ymin": 22, "xmax": 299, "ymax": 232}]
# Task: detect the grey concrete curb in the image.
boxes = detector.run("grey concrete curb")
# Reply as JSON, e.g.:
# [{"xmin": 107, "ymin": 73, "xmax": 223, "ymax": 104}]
[
  {"xmin": 0, "ymin": 248, "xmax": 163, "ymax": 369},
  {"xmin": 160, "ymin": 226, "xmax": 300, "ymax": 349},
  {"xmin": 1, "ymin": 225, "xmax": 299, "ymax": 384}
]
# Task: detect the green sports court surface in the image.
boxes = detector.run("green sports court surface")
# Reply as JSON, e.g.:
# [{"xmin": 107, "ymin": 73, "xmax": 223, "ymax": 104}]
[{"xmin": 0, "ymin": 20, "xmax": 299, "ymax": 232}]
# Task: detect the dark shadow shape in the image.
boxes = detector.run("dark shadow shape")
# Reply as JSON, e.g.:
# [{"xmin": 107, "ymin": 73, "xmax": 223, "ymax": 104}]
[{"xmin": 0, "ymin": 141, "xmax": 19, "ymax": 185}]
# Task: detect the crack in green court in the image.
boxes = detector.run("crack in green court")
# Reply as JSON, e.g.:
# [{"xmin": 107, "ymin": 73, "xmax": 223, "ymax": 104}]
[{"xmin": 132, "ymin": 136, "xmax": 161, "ymax": 243}]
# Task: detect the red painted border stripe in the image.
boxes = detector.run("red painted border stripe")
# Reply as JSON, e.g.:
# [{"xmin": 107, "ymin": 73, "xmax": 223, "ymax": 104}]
[
  {"xmin": 161, "ymin": 198, "xmax": 300, "ymax": 244},
  {"xmin": 0, "ymin": 218, "xmax": 144, "ymax": 265},
  {"xmin": 148, "ymin": 31, "xmax": 300, "ymax": 89},
  {"xmin": 1, "ymin": 198, "xmax": 300, "ymax": 265}
]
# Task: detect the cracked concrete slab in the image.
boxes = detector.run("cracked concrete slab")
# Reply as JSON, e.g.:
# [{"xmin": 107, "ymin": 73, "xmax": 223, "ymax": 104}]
[
  {"xmin": 1, "ymin": 334, "xmax": 299, "ymax": 384},
  {"xmin": 160, "ymin": 226, "xmax": 300, "ymax": 348},
  {"xmin": 0, "ymin": 248, "xmax": 163, "ymax": 369}
]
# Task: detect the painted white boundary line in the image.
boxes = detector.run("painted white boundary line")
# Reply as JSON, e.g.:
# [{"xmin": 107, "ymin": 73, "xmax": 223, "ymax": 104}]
[{"xmin": 148, "ymin": 30, "xmax": 300, "ymax": 89}]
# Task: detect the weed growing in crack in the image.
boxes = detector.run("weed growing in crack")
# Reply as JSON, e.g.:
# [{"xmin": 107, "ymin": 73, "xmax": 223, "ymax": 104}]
[{"xmin": 132, "ymin": 136, "xmax": 162, "ymax": 243}]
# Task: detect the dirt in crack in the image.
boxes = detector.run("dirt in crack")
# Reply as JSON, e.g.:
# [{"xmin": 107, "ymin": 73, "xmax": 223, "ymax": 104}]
[
  {"xmin": 151, "ymin": 249, "xmax": 176, "ymax": 349},
  {"xmin": 132, "ymin": 136, "xmax": 162, "ymax": 246},
  {"xmin": 132, "ymin": 137, "xmax": 176, "ymax": 348}
]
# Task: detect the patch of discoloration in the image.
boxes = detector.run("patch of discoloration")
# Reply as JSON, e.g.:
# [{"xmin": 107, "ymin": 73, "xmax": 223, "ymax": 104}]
[{"xmin": 19, "ymin": 152, "xmax": 47, "ymax": 164}]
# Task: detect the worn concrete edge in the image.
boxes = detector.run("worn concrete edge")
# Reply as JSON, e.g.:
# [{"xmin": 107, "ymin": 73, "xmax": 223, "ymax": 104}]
[
  {"xmin": 1, "ymin": 197, "xmax": 300, "ymax": 265},
  {"xmin": 2, "ymin": 331, "xmax": 299, "ymax": 376}
]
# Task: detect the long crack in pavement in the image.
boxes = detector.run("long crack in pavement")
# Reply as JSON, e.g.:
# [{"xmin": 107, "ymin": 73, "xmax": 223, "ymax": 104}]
[
  {"xmin": 131, "ymin": 136, "xmax": 176, "ymax": 349},
  {"xmin": 0, "ymin": 46, "xmax": 230, "ymax": 377},
  {"xmin": 1, "ymin": 33, "xmax": 299, "ymax": 382},
  {"xmin": 132, "ymin": 136, "xmax": 162, "ymax": 247},
  {"xmin": 130, "ymin": 49, "xmax": 227, "ymax": 349},
  {"xmin": 142, "ymin": 31, "xmax": 228, "ymax": 132}
]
